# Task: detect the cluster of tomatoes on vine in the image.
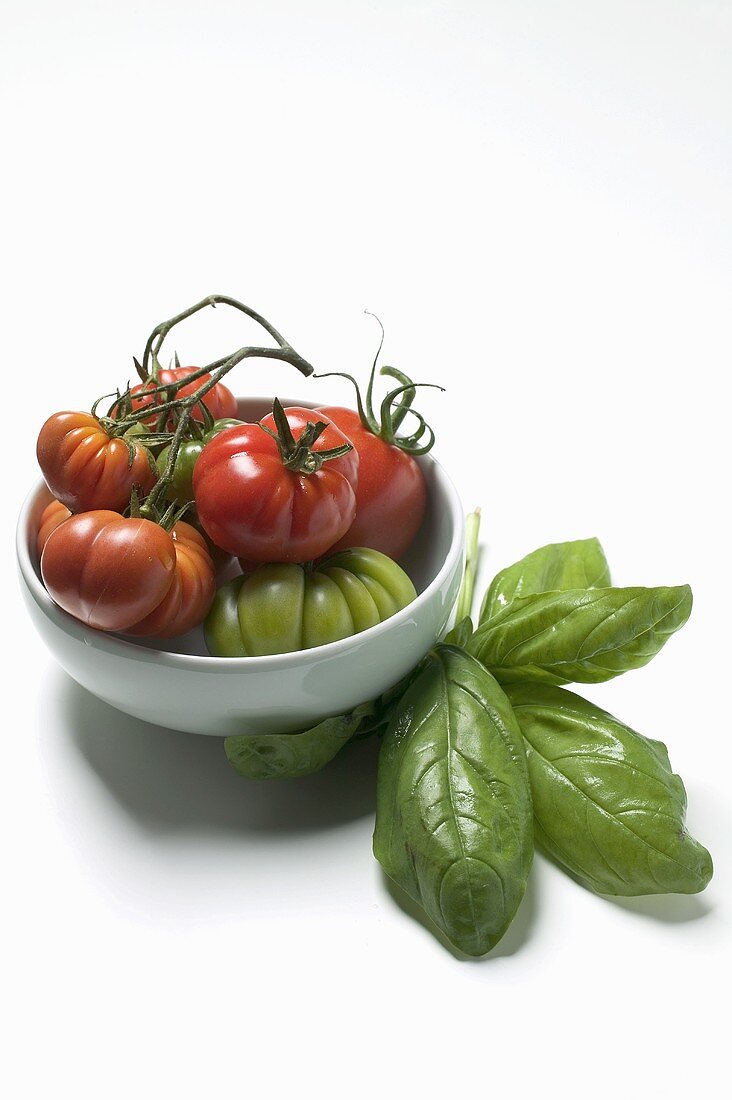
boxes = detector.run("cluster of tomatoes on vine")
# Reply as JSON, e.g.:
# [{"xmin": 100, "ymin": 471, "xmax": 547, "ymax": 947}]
[{"xmin": 34, "ymin": 296, "xmax": 440, "ymax": 650}]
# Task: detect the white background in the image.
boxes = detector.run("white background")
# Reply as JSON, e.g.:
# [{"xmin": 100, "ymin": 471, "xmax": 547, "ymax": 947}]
[{"xmin": 2, "ymin": 2, "xmax": 730, "ymax": 1096}]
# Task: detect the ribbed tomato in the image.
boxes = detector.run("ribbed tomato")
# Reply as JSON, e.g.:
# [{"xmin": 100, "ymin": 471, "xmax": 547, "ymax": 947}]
[
  {"xmin": 40, "ymin": 512, "xmax": 215, "ymax": 637},
  {"xmin": 193, "ymin": 402, "xmax": 359, "ymax": 563},
  {"xmin": 126, "ymin": 521, "xmax": 216, "ymax": 637},
  {"xmin": 41, "ymin": 511, "xmax": 175, "ymax": 630},
  {"xmin": 36, "ymin": 499, "xmax": 71, "ymax": 557},
  {"xmin": 206, "ymin": 547, "xmax": 416, "ymax": 656},
  {"xmin": 129, "ymin": 366, "xmax": 237, "ymax": 427},
  {"xmin": 37, "ymin": 412, "xmax": 157, "ymax": 513}
]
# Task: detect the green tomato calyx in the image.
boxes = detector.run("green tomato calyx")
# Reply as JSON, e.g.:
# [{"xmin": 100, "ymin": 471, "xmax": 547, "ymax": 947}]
[
  {"xmin": 312, "ymin": 311, "xmax": 444, "ymax": 455},
  {"xmin": 260, "ymin": 397, "xmax": 353, "ymax": 475}
]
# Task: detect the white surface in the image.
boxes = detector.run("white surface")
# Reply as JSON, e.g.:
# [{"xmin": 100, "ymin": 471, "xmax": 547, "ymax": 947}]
[{"xmin": 2, "ymin": 2, "xmax": 730, "ymax": 1098}]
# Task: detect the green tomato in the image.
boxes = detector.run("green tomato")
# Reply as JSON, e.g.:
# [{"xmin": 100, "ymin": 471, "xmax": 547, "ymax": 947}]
[
  {"xmin": 156, "ymin": 439, "xmax": 205, "ymax": 503},
  {"xmin": 122, "ymin": 421, "xmax": 164, "ymax": 456},
  {"xmin": 156, "ymin": 420, "xmax": 245, "ymax": 502},
  {"xmin": 123, "ymin": 422, "xmax": 148, "ymax": 440},
  {"xmin": 204, "ymin": 417, "xmax": 243, "ymax": 442},
  {"xmin": 205, "ymin": 547, "xmax": 417, "ymax": 656}
]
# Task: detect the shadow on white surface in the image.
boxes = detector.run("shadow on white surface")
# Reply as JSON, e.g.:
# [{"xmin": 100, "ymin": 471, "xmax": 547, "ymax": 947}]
[
  {"xmin": 541, "ymin": 853, "xmax": 713, "ymax": 923},
  {"xmin": 380, "ymin": 840, "xmax": 712, "ymax": 961},
  {"xmin": 59, "ymin": 676, "xmax": 380, "ymax": 834},
  {"xmin": 55, "ymin": 675, "xmax": 713, "ymax": 934},
  {"xmin": 605, "ymin": 892, "xmax": 712, "ymax": 923}
]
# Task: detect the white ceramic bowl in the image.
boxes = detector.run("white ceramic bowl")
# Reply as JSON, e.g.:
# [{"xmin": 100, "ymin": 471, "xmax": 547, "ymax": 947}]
[{"xmin": 17, "ymin": 397, "xmax": 464, "ymax": 736}]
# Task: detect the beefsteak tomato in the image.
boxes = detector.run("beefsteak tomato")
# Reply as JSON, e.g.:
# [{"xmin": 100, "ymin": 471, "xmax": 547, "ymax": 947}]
[
  {"xmin": 37, "ymin": 412, "xmax": 157, "ymax": 513},
  {"xmin": 36, "ymin": 498, "xmax": 71, "ymax": 557},
  {"xmin": 127, "ymin": 521, "xmax": 216, "ymax": 637},
  {"xmin": 205, "ymin": 547, "xmax": 416, "ymax": 656},
  {"xmin": 193, "ymin": 400, "xmax": 358, "ymax": 563},
  {"xmin": 41, "ymin": 512, "xmax": 215, "ymax": 636}
]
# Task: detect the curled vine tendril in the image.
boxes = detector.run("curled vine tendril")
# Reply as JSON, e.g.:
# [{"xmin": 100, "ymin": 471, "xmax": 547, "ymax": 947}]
[{"xmin": 314, "ymin": 311, "xmax": 443, "ymax": 455}]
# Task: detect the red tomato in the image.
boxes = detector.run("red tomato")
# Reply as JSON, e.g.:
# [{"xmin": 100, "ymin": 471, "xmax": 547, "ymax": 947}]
[
  {"xmin": 316, "ymin": 405, "xmax": 426, "ymax": 560},
  {"xmin": 41, "ymin": 512, "xmax": 215, "ymax": 637},
  {"xmin": 36, "ymin": 499, "xmax": 71, "ymax": 557},
  {"xmin": 37, "ymin": 412, "xmax": 157, "ymax": 513},
  {"xmin": 129, "ymin": 366, "xmax": 237, "ymax": 427},
  {"xmin": 41, "ymin": 511, "xmax": 176, "ymax": 630},
  {"xmin": 193, "ymin": 406, "xmax": 359, "ymax": 563},
  {"xmin": 185, "ymin": 507, "xmax": 234, "ymax": 571},
  {"xmin": 126, "ymin": 521, "xmax": 216, "ymax": 637}
]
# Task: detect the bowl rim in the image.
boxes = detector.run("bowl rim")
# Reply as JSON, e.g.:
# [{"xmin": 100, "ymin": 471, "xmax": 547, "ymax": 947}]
[{"xmin": 17, "ymin": 450, "xmax": 465, "ymax": 674}]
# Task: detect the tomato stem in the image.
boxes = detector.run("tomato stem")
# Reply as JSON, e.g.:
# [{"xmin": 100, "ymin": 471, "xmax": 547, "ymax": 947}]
[
  {"xmin": 259, "ymin": 397, "xmax": 353, "ymax": 475},
  {"xmin": 139, "ymin": 294, "xmax": 304, "ymax": 382},
  {"xmin": 313, "ymin": 311, "xmax": 443, "ymax": 455},
  {"xmin": 125, "ymin": 299, "xmax": 316, "ymax": 516}
]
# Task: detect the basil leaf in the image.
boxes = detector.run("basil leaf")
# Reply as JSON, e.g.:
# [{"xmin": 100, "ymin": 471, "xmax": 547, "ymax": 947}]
[
  {"xmin": 224, "ymin": 701, "xmax": 377, "ymax": 780},
  {"xmin": 506, "ymin": 683, "xmax": 713, "ymax": 896},
  {"xmin": 469, "ymin": 584, "xmax": 692, "ymax": 685},
  {"xmin": 443, "ymin": 615, "xmax": 474, "ymax": 648},
  {"xmin": 373, "ymin": 644, "xmax": 533, "ymax": 956},
  {"xmin": 480, "ymin": 537, "xmax": 611, "ymax": 623}
]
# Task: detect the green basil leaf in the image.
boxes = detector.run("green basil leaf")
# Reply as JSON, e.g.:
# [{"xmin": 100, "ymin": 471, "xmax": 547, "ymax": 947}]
[
  {"xmin": 506, "ymin": 683, "xmax": 713, "ymax": 896},
  {"xmin": 373, "ymin": 644, "xmax": 533, "ymax": 956},
  {"xmin": 224, "ymin": 701, "xmax": 377, "ymax": 780},
  {"xmin": 443, "ymin": 615, "xmax": 474, "ymax": 648},
  {"xmin": 480, "ymin": 537, "xmax": 611, "ymax": 623},
  {"xmin": 469, "ymin": 584, "xmax": 692, "ymax": 685}
]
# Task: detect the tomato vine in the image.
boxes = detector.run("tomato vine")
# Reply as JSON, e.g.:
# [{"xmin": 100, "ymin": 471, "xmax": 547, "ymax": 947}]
[{"xmin": 100, "ymin": 295, "xmax": 316, "ymax": 521}]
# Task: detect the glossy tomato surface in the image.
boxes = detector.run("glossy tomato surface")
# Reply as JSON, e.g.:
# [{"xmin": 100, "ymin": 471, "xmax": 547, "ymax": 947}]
[
  {"xmin": 316, "ymin": 405, "xmax": 426, "ymax": 560},
  {"xmin": 129, "ymin": 366, "xmax": 237, "ymax": 427},
  {"xmin": 193, "ymin": 407, "xmax": 359, "ymax": 563},
  {"xmin": 205, "ymin": 547, "xmax": 416, "ymax": 656},
  {"xmin": 41, "ymin": 511, "xmax": 176, "ymax": 630},
  {"xmin": 37, "ymin": 412, "xmax": 158, "ymax": 514},
  {"xmin": 155, "ymin": 419, "xmax": 244, "ymax": 504},
  {"xmin": 126, "ymin": 521, "xmax": 215, "ymax": 637},
  {"xmin": 184, "ymin": 507, "xmax": 233, "ymax": 570},
  {"xmin": 36, "ymin": 499, "xmax": 71, "ymax": 557},
  {"xmin": 156, "ymin": 438, "xmax": 205, "ymax": 503}
]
